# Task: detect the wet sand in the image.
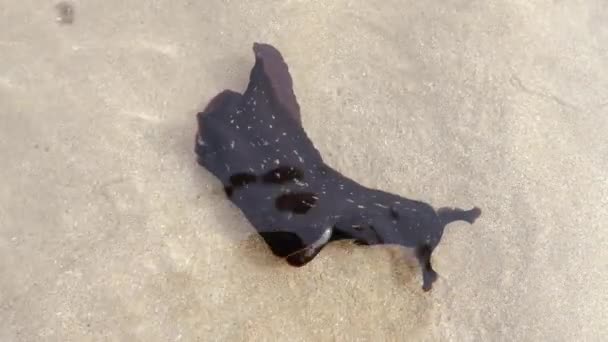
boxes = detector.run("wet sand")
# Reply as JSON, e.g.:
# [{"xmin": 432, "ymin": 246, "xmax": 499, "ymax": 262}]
[{"xmin": 1, "ymin": 0, "xmax": 607, "ymax": 340}]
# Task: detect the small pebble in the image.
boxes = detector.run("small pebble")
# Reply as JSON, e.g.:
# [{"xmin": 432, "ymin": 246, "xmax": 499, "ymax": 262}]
[{"xmin": 55, "ymin": 1, "xmax": 75, "ymax": 25}]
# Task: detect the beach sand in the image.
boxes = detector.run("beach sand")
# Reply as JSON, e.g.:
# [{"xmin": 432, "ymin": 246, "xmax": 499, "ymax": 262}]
[{"xmin": 1, "ymin": 0, "xmax": 607, "ymax": 340}]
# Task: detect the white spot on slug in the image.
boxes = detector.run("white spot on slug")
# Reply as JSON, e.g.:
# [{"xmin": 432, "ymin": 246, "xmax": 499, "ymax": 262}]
[{"xmin": 196, "ymin": 134, "xmax": 206, "ymax": 146}]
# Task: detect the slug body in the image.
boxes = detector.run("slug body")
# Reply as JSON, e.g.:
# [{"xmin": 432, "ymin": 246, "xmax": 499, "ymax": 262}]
[{"xmin": 195, "ymin": 43, "xmax": 481, "ymax": 291}]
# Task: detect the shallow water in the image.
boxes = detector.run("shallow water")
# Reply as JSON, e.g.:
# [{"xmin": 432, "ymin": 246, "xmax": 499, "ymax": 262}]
[{"xmin": 1, "ymin": 0, "xmax": 607, "ymax": 340}]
